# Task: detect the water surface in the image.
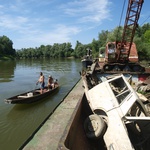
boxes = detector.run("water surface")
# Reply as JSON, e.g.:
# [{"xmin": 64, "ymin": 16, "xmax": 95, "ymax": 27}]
[{"xmin": 0, "ymin": 58, "xmax": 82, "ymax": 150}]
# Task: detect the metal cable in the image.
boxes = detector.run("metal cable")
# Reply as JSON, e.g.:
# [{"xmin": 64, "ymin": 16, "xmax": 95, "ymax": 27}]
[
  {"xmin": 140, "ymin": 15, "xmax": 150, "ymax": 26},
  {"xmin": 116, "ymin": 0, "xmax": 126, "ymax": 41}
]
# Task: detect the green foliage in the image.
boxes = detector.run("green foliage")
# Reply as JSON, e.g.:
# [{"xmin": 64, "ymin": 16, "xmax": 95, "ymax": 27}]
[
  {"xmin": 144, "ymin": 30, "xmax": 150, "ymax": 43},
  {"xmin": 107, "ymin": 26, "xmax": 123, "ymax": 42},
  {"xmin": 0, "ymin": 35, "xmax": 16, "ymax": 58},
  {"xmin": 16, "ymin": 42, "xmax": 73, "ymax": 59},
  {"xmin": 98, "ymin": 30, "xmax": 109, "ymax": 47},
  {"xmin": 134, "ymin": 23, "xmax": 150, "ymax": 60}
]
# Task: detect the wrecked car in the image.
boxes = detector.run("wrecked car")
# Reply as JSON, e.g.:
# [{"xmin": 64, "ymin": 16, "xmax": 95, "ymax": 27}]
[{"xmin": 82, "ymin": 74, "xmax": 150, "ymax": 150}]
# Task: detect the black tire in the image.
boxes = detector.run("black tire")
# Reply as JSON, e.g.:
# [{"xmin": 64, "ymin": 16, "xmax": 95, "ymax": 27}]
[{"xmin": 84, "ymin": 114, "xmax": 106, "ymax": 139}]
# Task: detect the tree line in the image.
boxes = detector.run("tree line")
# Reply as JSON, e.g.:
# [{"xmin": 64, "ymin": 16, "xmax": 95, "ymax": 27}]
[
  {"xmin": 16, "ymin": 43, "xmax": 74, "ymax": 58},
  {"xmin": 0, "ymin": 23, "xmax": 150, "ymax": 60}
]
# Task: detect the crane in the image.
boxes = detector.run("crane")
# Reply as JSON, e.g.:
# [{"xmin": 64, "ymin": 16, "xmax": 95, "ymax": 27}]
[
  {"xmin": 103, "ymin": 0, "xmax": 144, "ymax": 72},
  {"xmin": 118, "ymin": 0, "xmax": 144, "ymax": 62}
]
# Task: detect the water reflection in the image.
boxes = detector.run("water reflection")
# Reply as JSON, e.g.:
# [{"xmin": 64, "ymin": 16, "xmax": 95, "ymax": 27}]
[{"xmin": 0, "ymin": 61, "xmax": 16, "ymax": 82}]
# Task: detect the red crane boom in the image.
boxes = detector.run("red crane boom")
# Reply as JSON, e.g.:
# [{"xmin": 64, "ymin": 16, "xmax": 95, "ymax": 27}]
[{"xmin": 119, "ymin": 0, "xmax": 144, "ymax": 61}]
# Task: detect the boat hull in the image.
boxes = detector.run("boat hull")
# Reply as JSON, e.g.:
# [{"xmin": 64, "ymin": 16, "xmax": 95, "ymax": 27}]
[{"xmin": 5, "ymin": 85, "xmax": 59, "ymax": 104}]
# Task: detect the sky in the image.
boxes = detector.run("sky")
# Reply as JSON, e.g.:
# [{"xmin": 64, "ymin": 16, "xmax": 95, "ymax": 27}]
[{"xmin": 0, "ymin": 0, "xmax": 150, "ymax": 50}]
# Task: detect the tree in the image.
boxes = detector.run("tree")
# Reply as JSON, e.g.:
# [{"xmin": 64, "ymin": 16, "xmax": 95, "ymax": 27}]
[
  {"xmin": 0, "ymin": 35, "xmax": 15, "ymax": 56},
  {"xmin": 144, "ymin": 30, "xmax": 150, "ymax": 43},
  {"xmin": 107, "ymin": 26, "xmax": 123, "ymax": 42},
  {"xmin": 91, "ymin": 39, "xmax": 99, "ymax": 58},
  {"xmin": 98, "ymin": 30, "xmax": 109, "ymax": 47}
]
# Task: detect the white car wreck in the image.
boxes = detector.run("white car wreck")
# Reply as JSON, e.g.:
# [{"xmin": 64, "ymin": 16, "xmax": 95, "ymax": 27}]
[{"xmin": 82, "ymin": 74, "xmax": 150, "ymax": 150}]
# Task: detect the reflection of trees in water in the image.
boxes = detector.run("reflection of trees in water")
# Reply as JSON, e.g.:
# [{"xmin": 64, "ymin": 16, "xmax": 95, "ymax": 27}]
[
  {"xmin": 17, "ymin": 58, "xmax": 71, "ymax": 66},
  {"xmin": 0, "ymin": 59, "xmax": 81, "ymax": 83},
  {"xmin": 17, "ymin": 58, "xmax": 55, "ymax": 69},
  {"xmin": 0, "ymin": 61, "xmax": 16, "ymax": 82},
  {"xmin": 17, "ymin": 58, "xmax": 80, "ymax": 71},
  {"xmin": 17, "ymin": 59, "xmax": 40, "ymax": 68}
]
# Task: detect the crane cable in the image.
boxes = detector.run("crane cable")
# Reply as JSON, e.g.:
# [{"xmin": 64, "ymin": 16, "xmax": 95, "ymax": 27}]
[
  {"xmin": 140, "ymin": 15, "xmax": 150, "ymax": 26},
  {"xmin": 116, "ymin": 0, "xmax": 126, "ymax": 41}
]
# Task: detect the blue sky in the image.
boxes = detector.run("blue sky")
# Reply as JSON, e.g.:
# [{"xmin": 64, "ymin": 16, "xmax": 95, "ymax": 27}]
[{"xmin": 0, "ymin": 0, "xmax": 150, "ymax": 50}]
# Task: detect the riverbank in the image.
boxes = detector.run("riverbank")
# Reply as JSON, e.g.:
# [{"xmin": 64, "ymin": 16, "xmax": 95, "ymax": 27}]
[{"xmin": 20, "ymin": 79, "xmax": 84, "ymax": 150}]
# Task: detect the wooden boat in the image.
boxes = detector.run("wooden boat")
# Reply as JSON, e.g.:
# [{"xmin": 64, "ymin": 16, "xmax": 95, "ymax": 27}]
[{"xmin": 5, "ymin": 84, "xmax": 59, "ymax": 104}]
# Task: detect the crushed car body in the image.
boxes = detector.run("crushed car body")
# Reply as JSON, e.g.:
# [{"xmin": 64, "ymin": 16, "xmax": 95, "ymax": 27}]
[{"xmin": 82, "ymin": 71, "xmax": 150, "ymax": 150}]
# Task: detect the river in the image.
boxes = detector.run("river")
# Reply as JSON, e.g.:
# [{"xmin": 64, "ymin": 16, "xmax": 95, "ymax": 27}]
[{"xmin": 0, "ymin": 58, "xmax": 82, "ymax": 150}]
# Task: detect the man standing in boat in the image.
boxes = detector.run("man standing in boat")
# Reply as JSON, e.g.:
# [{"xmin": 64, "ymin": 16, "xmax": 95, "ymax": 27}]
[{"xmin": 36, "ymin": 72, "xmax": 45, "ymax": 94}]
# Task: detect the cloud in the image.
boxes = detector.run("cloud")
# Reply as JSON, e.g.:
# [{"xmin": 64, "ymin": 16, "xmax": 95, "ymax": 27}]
[
  {"xmin": 17, "ymin": 24, "xmax": 81, "ymax": 46},
  {"xmin": 0, "ymin": 0, "xmax": 112, "ymax": 49},
  {"xmin": 62, "ymin": 0, "xmax": 111, "ymax": 23},
  {"xmin": 0, "ymin": 14, "xmax": 38, "ymax": 37}
]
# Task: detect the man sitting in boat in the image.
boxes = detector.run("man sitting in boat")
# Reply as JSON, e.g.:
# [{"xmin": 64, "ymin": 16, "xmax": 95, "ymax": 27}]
[
  {"xmin": 36, "ymin": 72, "xmax": 45, "ymax": 94},
  {"xmin": 54, "ymin": 79, "xmax": 58, "ymax": 88},
  {"xmin": 47, "ymin": 75, "xmax": 54, "ymax": 90}
]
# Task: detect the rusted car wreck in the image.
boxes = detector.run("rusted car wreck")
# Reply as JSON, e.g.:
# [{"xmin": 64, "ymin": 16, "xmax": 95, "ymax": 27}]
[{"xmin": 81, "ymin": 62, "xmax": 150, "ymax": 149}]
